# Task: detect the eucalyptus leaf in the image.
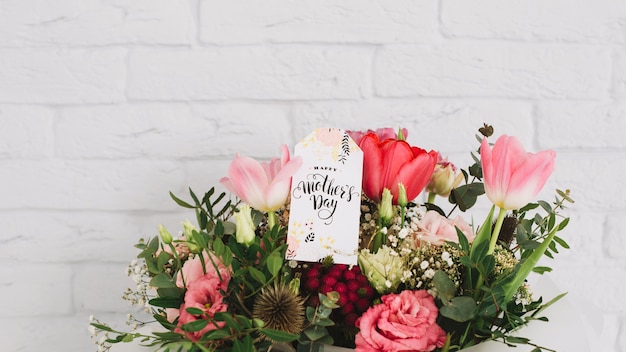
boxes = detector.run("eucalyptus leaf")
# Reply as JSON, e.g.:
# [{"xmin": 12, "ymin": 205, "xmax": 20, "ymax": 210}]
[
  {"xmin": 440, "ymin": 296, "xmax": 476, "ymax": 322},
  {"xmin": 433, "ymin": 271, "xmax": 456, "ymax": 303}
]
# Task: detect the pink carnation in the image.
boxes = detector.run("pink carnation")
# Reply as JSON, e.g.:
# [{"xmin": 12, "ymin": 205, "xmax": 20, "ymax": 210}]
[
  {"xmin": 175, "ymin": 273, "xmax": 230, "ymax": 341},
  {"xmin": 167, "ymin": 251, "xmax": 231, "ymax": 323},
  {"xmin": 413, "ymin": 210, "xmax": 475, "ymax": 246},
  {"xmin": 176, "ymin": 251, "xmax": 231, "ymax": 288},
  {"xmin": 355, "ymin": 290, "xmax": 447, "ymax": 352}
]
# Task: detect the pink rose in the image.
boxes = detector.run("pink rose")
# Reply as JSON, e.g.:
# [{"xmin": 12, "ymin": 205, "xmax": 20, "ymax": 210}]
[
  {"xmin": 413, "ymin": 210, "xmax": 475, "ymax": 246},
  {"xmin": 355, "ymin": 290, "xmax": 447, "ymax": 352},
  {"xmin": 175, "ymin": 273, "xmax": 230, "ymax": 341}
]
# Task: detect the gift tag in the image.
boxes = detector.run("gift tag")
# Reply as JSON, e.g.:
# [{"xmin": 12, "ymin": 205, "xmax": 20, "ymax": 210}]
[{"xmin": 286, "ymin": 128, "xmax": 363, "ymax": 265}]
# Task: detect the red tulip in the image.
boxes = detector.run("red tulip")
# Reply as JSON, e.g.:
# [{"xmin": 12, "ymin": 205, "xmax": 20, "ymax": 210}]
[
  {"xmin": 480, "ymin": 135, "xmax": 556, "ymax": 210},
  {"xmin": 220, "ymin": 145, "xmax": 302, "ymax": 212},
  {"xmin": 360, "ymin": 133, "xmax": 437, "ymax": 204},
  {"xmin": 346, "ymin": 127, "xmax": 408, "ymax": 146}
]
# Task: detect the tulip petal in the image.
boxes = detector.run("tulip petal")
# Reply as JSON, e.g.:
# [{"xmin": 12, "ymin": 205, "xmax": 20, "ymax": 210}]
[
  {"xmin": 380, "ymin": 140, "xmax": 415, "ymax": 190},
  {"xmin": 481, "ymin": 135, "xmax": 556, "ymax": 210},
  {"xmin": 393, "ymin": 150, "xmax": 437, "ymax": 202},
  {"xmin": 226, "ymin": 154, "xmax": 269, "ymax": 210},
  {"xmin": 264, "ymin": 156, "xmax": 303, "ymax": 211},
  {"xmin": 360, "ymin": 134, "xmax": 385, "ymax": 201},
  {"xmin": 502, "ymin": 149, "xmax": 556, "ymax": 209}
]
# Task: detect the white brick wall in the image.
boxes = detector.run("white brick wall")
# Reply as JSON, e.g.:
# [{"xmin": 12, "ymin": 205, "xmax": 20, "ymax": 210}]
[{"xmin": 1, "ymin": 1, "xmax": 624, "ymax": 351}]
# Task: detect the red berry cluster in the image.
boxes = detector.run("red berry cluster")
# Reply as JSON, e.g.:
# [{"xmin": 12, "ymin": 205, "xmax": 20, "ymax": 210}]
[{"xmin": 302, "ymin": 263, "xmax": 376, "ymax": 327}]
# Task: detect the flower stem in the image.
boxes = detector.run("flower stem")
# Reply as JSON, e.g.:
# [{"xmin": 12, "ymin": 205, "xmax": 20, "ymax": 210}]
[
  {"xmin": 427, "ymin": 192, "xmax": 436, "ymax": 204},
  {"xmin": 268, "ymin": 211, "xmax": 278, "ymax": 229},
  {"xmin": 488, "ymin": 208, "xmax": 507, "ymax": 255}
]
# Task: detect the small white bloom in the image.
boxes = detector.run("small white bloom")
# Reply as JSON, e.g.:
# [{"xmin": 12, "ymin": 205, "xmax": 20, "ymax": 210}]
[
  {"xmin": 420, "ymin": 260, "xmax": 429, "ymax": 270},
  {"xmin": 398, "ymin": 228, "xmax": 409, "ymax": 239},
  {"xmin": 441, "ymin": 251, "xmax": 450, "ymax": 261}
]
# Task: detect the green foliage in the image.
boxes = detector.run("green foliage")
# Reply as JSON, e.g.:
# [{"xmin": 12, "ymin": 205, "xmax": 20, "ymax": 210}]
[{"xmin": 297, "ymin": 293, "xmax": 340, "ymax": 352}]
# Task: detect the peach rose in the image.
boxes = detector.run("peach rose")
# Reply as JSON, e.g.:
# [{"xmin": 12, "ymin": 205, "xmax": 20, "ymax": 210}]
[
  {"xmin": 413, "ymin": 210, "xmax": 475, "ymax": 246},
  {"xmin": 355, "ymin": 290, "xmax": 446, "ymax": 352}
]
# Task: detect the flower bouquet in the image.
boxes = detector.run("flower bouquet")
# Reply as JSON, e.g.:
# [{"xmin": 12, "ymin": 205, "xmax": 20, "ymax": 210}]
[{"xmin": 90, "ymin": 124, "xmax": 573, "ymax": 352}]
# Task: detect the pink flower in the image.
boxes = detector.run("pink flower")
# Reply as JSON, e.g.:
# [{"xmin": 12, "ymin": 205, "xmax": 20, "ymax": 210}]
[
  {"xmin": 176, "ymin": 251, "xmax": 231, "ymax": 288},
  {"xmin": 355, "ymin": 290, "xmax": 447, "ymax": 352},
  {"xmin": 360, "ymin": 133, "xmax": 437, "ymax": 204},
  {"xmin": 347, "ymin": 127, "xmax": 408, "ymax": 145},
  {"xmin": 175, "ymin": 273, "xmax": 230, "ymax": 341},
  {"xmin": 413, "ymin": 210, "xmax": 475, "ymax": 246},
  {"xmin": 167, "ymin": 251, "xmax": 231, "ymax": 323},
  {"xmin": 481, "ymin": 135, "xmax": 556, "ymax": 210},
  {"xmin": 221, "ymin": 145, "xmax": 302, "ymax": 212}
]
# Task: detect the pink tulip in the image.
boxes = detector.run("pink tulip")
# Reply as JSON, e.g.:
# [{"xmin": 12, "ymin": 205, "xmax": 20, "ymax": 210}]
[
  {"xmin": 480, "ymin": 135, "xmax": 556, "ymax": 210},
  {"xmin": 360, "ymin": 133, "xmax": 437, "ymax": 204},
  {"xmin": 221, "ymin": 145, "xmax": 302, "ymax": 212}
]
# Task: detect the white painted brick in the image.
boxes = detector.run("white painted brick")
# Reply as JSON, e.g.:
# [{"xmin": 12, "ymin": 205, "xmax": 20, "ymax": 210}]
[
  {"xmin": 537, "ymin": 102, "xmax": 626, "ymax": 149},
  {"xmin": 606, "ymin": 215, "xmax": 626, "ymax": 259},
  {"xmin": 290, "ymin": 100, "xmax": 535, "ymax": 153},
  {"xmin": 74, "ymin": 263, "xmax": 141, "ymax": 312},
  {"xmin": 547, "ymin": 211, "xmax": 604, "ymax": 265},
  {"xmin": 552, "ymin": 261, "xmax": 626, "ymax": 314},
  {"xmin": 0, "ymin": 48, "xmax": 126, "ymax": 104},
  {"xmin": 3, "ymin": 316, "xmax": 104, "ymax": 352},
  {"xmin": 0, "ymin": 160, "xmax": 185, "ymax": 210},
  {"xmin": 442, "ymin": 0, "xmax": 626, "ymax": 44},
  {"xmin": 200, "ymin": 0, "xmax": 439, "ymax": 44},
  {"xmin": 0, "ymin": 264, "xmax": 72, "ymax": 317},
  {"xmin": 57, "ymin": 103, "xmax": 292, "ymax": 159},
  {"xmin": 374, "ymin": 43, "xmax": 611, "ymax": 99},
  {"xmin": 545, "ymin": 152, "xmax": 626, "ymax": 212},
  {"xmin": 0, "ymin": 0, "xmax": 194, "ymax": 47},
  {"xmin": 127, "ymin": 47, "xmax": 372, "ymax": 101},
  {"xmin": 0, "ymin": 211, "xmax": 187, "ymax": 263},
  {"xmin": 613, "ymin": 49, "xmax": 626, "ymax": 100},
  {"xmin": 0, "ymin": 106, "xmax": 54, "ymax": 158}
]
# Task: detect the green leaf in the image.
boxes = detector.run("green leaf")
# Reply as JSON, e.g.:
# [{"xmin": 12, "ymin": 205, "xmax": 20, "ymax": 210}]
[
  {"xmin": 439, "ymin": 296, "xmax": 477, "ymax": 322},
  {"xmin": 213, "ymin": 237, "xmax": 225, "ymax": 256},
  {"xmin": 537, "ymin": 200, "xmax": 552, "ymax": 213},
  {"xmin": 557, "ymin": 217, "xmax": 570, "ymax": 231},
  {"xmin": 169, "ymin": 192, "xmax": 195, "ymax": 209},
  {"xmin": 266, "ymin": 253, "xmax": 283, "ymax": 278},
  {"xmin": 150, "ymin": 273, "xmax": 176, "ymax": 288},
  {"xmin": 204, "ymin": 329, "xmax": 232, "ymax": 340},
  {"xmin": 185, "ymin": 307, "xmax": 204, "ymax": 315},
  {"xmin": 303, "ymin": 326, "xmax": 328, "ymax": 341},
  {"xmin": 470, "ymin": 206, "xmax": 495, "ymax": 260},
  {"xmin": 260, "ymin": 328, "xmax": 300, "ymax": 342},
  {"xmin": 149, "ymin": 296, "xmax": 184, "ymax": 309},
  {"xmin": 214, "ymin": 221, "xmax": 225, "ymax": 237},
  {"xmin": 501, "ymin": 226, "xmax": 560, "ymax": 302},
  {"xmin": 90, "ymin": 323, "xmax": 114, "ymax": 332},
  {"xmin": 532, "ymin": 266, "xmax": 553, "ymax": 274},
  {"xmin": 248, "ymin": 266, "xmax": 266, "ymax": 284},
  {"xmin": 433, "ymin": 271, "xmax": 456, "ymax": 303},
  {"xmin": 554, "ymin": 235, "xmax": 570, "ymax": 249},
  {"xmin": 181, "ymin": 319, "xmax": 208, "ymax": 332}
]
